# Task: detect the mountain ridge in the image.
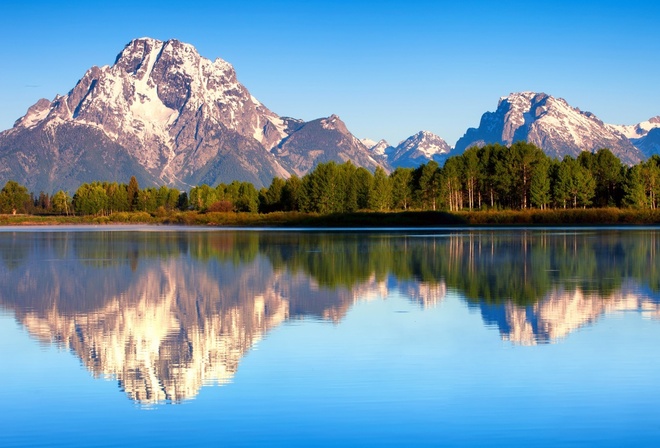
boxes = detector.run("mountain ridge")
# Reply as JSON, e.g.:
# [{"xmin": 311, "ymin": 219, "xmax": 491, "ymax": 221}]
[
  {"xmin": 453, "ymin": 91, "xmax": 645, "ymax": 164},
  {"xmin": 1, "ymin": 38, "xmax": 658, "ymax": 192},
  {"xmin": 0, "ymin": 37, "xmax": 385, "ymax": 192}
]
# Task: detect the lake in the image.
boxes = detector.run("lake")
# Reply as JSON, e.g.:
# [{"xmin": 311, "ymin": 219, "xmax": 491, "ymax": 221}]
[{"xmin": 1, "ymin": 226, "xmax": 659, "ymax": 447}]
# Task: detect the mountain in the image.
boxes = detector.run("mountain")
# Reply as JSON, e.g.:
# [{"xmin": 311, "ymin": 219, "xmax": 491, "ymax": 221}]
[
  {"xmin": 361, "ymin": 132, "xmax": 451, "ymax": 169},
  {"xmin": 369, "ymin": 139, "xmax": 394, "ymax": 157},
  {"xmin": 388, "ymin": 131, "xmax": 452, "ymax": 168},
  {"xmin": 272, "ymin": 114, "xmax": 381, "ymax": 176},
  {"xmin": 362, "ymin": 138, "xmax": 394, "ymax": 165},
  {"xmin": 454, "ymin": 92, "xmax": 644, "ymax": 164},
  {"xmin": 634, "ymin": 128, "xmax": 660, "ymax": 157},
  {"xmin": 607, "ymin": 116, "xmax": 660, "ymax": 140},
  {"xmin": 0, "ymin": 38, "xmax": 383, "ymax": 192},
  {"xmin": 608, "ymin": 116, "xmax": 660, "ymax": 158}
]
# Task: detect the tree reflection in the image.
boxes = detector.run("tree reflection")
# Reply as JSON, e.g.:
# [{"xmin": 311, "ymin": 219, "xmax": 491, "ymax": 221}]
[{"xmin": 0, "ymin": 228, "xmax": 659, "ymax": 403}]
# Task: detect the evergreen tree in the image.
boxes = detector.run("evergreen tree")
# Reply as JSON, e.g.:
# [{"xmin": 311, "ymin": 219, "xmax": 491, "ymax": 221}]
[
  {"xmin": 127, "ymin": 176, "xmax": 139, "ymax": 211},
  {"xmin": 492, "ymin": 145, "xmax": 516, "ymax": 209},
  {"xmin": 177, "ymin": 192, "xmax": 189, "ymax": 211},
  {"xmin": 260, "ymin": 177, "xmax": 286, "ymax": 213},
  {"xmin": 591, "ymin": 149, "xmax": 623, "ymax": 207}
]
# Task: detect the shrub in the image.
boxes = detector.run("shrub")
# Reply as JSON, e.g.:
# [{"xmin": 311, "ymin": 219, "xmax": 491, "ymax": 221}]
[{"xmin": 207, "ymin": 200, "xmax": 234, "ymax": 213}]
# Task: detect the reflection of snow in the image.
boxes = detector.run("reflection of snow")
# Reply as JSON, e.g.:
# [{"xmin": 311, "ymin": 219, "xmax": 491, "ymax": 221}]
[
  {"xmin": 20, "ymin": 260, "xmax": 289, "ymax": 404},
  {"xmin": 482, "ymin": 283, "xmax": 660, "ymax": 345}
]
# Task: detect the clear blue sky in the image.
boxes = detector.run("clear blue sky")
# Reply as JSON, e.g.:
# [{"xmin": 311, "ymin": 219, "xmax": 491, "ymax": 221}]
[{"xmin": 1, "ymin": 0, "xmax": 658, "ymax": 146}]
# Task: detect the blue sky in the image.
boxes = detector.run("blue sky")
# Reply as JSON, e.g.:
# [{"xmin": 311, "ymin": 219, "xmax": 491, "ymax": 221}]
[{"xmin": 1, "ymin": 0, "xmax": 658, "ymax": 146}]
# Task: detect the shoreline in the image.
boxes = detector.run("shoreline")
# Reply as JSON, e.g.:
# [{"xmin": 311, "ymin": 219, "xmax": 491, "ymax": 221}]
[{"xmin": 1, "ymin": 208, "xmax": 660, "ymax": 228}]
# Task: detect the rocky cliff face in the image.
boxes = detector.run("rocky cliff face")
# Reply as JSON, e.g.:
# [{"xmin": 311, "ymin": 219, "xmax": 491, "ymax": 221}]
[
  {"xmin": 454, "ymin": 92, "xmax": 644, "ymax": 164},
  {"xmin": 273, "ymin": 114, "xmax": 382, "ymax": 176},
  {"xmin": 0, "ymin": 38, "xmax": 384, "ymax": 192}
]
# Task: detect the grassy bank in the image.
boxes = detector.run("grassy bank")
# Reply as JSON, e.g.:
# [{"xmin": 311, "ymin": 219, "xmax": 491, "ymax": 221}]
[{"xmin": 1, "ymin": 208, "xmax": 660, "ymax": 227}]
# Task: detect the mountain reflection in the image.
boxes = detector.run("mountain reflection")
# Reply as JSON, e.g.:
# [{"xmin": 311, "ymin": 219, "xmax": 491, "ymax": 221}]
[{"xmin": 1, "ymin": 229, "xmax": 659, "ymax": 403}]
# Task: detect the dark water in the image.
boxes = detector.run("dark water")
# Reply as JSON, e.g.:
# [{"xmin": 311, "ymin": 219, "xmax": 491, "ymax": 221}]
[{"xmin": 1, "ymin": 226, "xmax": 659, "ymax": 447}]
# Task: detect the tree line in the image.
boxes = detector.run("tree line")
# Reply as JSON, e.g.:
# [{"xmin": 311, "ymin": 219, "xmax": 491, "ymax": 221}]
[
  {"xmin": 254, "ymin": 142, "xmax": 660, "ymax": 213},
  {"xmin": 1, "ymin": 141, "xmax": 660, "ymax": 216},
  {"xmin": 4, "ymin": 230, "xmax": 657, "ymax": 305}
]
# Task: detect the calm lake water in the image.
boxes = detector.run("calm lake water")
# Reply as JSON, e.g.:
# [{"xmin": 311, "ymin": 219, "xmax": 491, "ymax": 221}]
[{"xmin": 1, "ymin": 226, "xmax": 660, "ymax": 447}]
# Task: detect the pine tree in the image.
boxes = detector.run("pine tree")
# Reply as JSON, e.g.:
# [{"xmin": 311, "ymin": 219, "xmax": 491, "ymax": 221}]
[{"xmin": 127, "ymin": 176, "xmax": 139, "ymax": 212}]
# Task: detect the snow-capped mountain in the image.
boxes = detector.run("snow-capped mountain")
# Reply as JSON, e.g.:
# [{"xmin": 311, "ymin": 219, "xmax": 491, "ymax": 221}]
[
  {"xmin": 454, "ymin": 92, "xmax": 644, "ymax": 164},
  {"xmin": 608, "ymin": 116, "xmax": 660, "ymax": 158},
  {"xmin": 360, "ymin": 138, "xmax": 378, "ymax": 149},
  {"xmin": 362, "ymin": 138, "xmax": 395, "ymax": 165},
  {"xmin": 389, "ymin": 131, "xmax": 452, "ymax": 168},
  {"xmin": 361, "ymin": 133, "xmax": 451, "ymax": 169},
  {"xmin": 607, "ymin": 116, "xmax": 660, "ymax": 140},
  {"xmin": 0, "ymin": 38, "xmax": 385, "ymax": 192},
  {"xmin": 370, "ymin": 139, "xmax": 394, "ymax": 157}
]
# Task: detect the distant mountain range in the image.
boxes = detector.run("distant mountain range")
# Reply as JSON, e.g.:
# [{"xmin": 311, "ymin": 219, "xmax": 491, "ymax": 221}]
[
  {"xmin": 453, "ymin": 91, "xmax": 657, "ymax": 165},
  {"xmin": 0, "ymin": 37, "xmax": 658, "ymax": 192}
]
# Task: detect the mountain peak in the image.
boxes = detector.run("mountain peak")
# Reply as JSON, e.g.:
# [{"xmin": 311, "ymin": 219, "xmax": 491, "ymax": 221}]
[
  {"xmin": 387, "ymin": 131, "xmax": 451, "ymax": 168},
  {"xmin": 455, "ymin": 91, "xmax": 642, "ymax": 164},
  {"xmin": 369, "ymin": 139, "xmax": 394, "ymax": 158},
  {"xmin": 320, "ymin": 114, "xmax": 348, "ymax": 133}
]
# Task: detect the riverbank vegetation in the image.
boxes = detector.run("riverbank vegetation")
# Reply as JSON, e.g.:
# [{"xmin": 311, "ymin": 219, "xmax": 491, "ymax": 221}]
[{"xmin": 1, "ymin": 142, "xmax": 660, "ymax": 225}]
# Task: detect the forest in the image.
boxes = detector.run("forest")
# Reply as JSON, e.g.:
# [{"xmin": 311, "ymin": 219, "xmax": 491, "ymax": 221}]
[{"xmin": 1, "ymin": 142, "xmax": 660, "ymax": 217}]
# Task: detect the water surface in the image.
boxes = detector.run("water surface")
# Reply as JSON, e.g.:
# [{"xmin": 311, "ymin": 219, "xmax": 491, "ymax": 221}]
[{"xmin": 1, "ymin": 227, "xmax": 659, "ymax": 446}]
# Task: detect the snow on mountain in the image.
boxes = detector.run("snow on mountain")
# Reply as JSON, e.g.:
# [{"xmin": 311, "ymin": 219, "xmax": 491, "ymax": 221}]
[
  {"xmin": 360, "ymin": 138, "xmax": 378, "ymax": 149},
  {"xmin": 370, "ymin": 139, "xmax": 394, "ymax": 157},
  {"xmin": 607, "ymin": 116, "xmax": 660, "ymax": 140},
  {"xmin": 454, "ymin": 92, "xmax": 644, "ymax": 165},
  {"xmin": 389, "ymin": 131, "xmax": 452, "ymax": 168},
  {"xmin": 3, "ymin": 42, "xmax": 658, "ymax": 194},
  {"xmin": 0, "ymin": 38, "xmax": 385, "ymax": 192}
]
